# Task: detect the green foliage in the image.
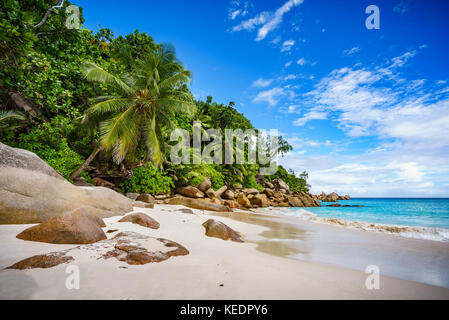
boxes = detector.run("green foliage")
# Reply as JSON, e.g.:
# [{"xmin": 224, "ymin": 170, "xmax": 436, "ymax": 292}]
[
  {"xmin": 119, "ymin": 163, "xmax": 174, "ymax": 195},
  {"xmin": 207, "ymin": 102, "xmax": 253, "ymax": 131},
  {"xmin": 266, "ymin": 165, "xmax": 310, "ymax": 192},
  {"xmin": 244, "ymin": 173, "xmax": 263, "ymax": 191},
  {"xmin": 168, "ymin": 163, "xmax": 225, "ymax": 190},
  {"xmin": 81, "ymin": 45, "xmax": 195, "ymax": 167},
  {"xmin": 10, "ymin": 118, "xmax": 85, "ymax": 179},
  {"xmin": 0, "ymin": 110, "xmax": 25, "ymax": 132},
  {"xmin": 1, "ymin": 0, "xmax": 102, "ymax": 119},
  {"xmin": 109, "ymin": 29, "xmax": 161, "ymax": 71},
  {"xmin": 0, "ymin": 1, "xmax": 310, "ymax": 195},
  {"xmin": 0, "ymin": 0, "xmax": 36, "ymax": 88}
]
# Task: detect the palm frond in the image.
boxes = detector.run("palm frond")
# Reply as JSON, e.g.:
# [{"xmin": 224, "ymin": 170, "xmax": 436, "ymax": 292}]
[
  {"xmin": 81, "ymin": 61, "xmax": 134, "ymax": 95},
  {"xmin": 158, "ymin": 70, "xmax": 192, "ymax": 90},
  {"xmin": 87, "ymin": 98, "xmax": 135, "ymax": 117},
  {"xmin": 111, "ymin": 115, "xmax": 142, "ymax": 164},
  {"xmin": 0, "ymin": 110, "xmax": 25, "ymax": 130},
  {"xmin": 100, "ymin": 106, "xmax": 139, "ymax": 153},
  {"xmin": 78, "ymin": 45, "xmax": 193, "ymax": 168},
  {"xmin": 156, "ymin": 97, "xmax": 196, "ymax": 116}
]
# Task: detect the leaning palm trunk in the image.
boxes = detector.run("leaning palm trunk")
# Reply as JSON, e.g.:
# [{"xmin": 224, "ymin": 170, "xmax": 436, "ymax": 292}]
[{"xmin": 69, "ymin": 145, "xmax": 105, "ymax": 181}]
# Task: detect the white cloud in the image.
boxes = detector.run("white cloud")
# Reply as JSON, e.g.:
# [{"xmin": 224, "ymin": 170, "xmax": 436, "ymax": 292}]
[
  {"xmin": 281, "ymin": 40, "xmax": 295, "ymax": 52},
  {"xmin": 278, "ymin": 49, "xmax": 449, "ymax": 196},
  {"xmin": 343, "ymin": 47, "xmax": 360, "ymax": 56},
  {"xmin": 257, "ymin": 0, "xmax": 304, "ymax": 41},
  {"xmin": 229, "ymin": 10, "xmax": 242, "ymax": 20},
  {"xmin": 232, "ymin": 12, "xmax": 270, "ymax": 32},
  {"xmin": 303, "ymin": 50, "xmax": 449, "ymax": 141},
  {"xmin": 286, "ymin": 105, "xmax": 299, "ymax": 113},
  {"xmin": 271, "ymin": 36, "xmax": 281, "ymax": 44},
  {"xmin": 293, "ymin": 111, "xmax": 328, "ymax": 126},
  {"xmin": 228, "ymin": 1, "xmax": 249, "ymax": 20},
  {"xmin": 283, "ymin": 74, "xmax": 297, "ymax": 81},
  {"xmin": 231, "ymin": 0, "xmax": 304, "ymax": 41},
  {"xmin": 279, "ymin": 152, "xmax": 449, "ymax": 197},
  {"xmin": 253, "ymin": 87, "xmax": 286, "ymax": 106},
  {"xmin": 286, "ymin": 137, "xmax": 332, "ymax": 149},
  {"xmin": 251, "ymin": 77, "xmax": 273, "ymax": 88},
  {"xmin": 391, "ymin": 51, "xmax": 416, "ymax": 67},
  {"xmin": 387, "ymin": 161, "xmax": 424, "ymax": 182},
  {"xmin": 284, "ymin": 60, "xmax": 293, "ymax": 67},
  {"xmin": 297, "ymin": 57, "xmax": 307, "ymax": 66}
]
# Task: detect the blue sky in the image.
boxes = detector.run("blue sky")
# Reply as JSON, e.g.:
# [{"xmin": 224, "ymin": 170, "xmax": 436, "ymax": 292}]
[{"xmin": 76, "ymin": 0, "xmax": 449, "ymax": 197}]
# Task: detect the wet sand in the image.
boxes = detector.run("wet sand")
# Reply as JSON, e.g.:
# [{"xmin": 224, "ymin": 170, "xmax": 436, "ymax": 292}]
[{"xmin": 210, "ymin": 208, "xmax": 449, "ymax": 288}]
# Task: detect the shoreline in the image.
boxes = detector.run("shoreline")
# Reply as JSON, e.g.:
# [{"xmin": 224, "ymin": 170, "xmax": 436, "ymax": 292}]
[
  {"xmin": 214, "ymin": 207, "xmax": 449, "ymax": 288},
  {"xmin": 259, "ymin": 206, "xmax": 449, "ymax": 243},
  {"xmin": 1, "ymin": 204, "xmax": 449, "ymax": 299}
]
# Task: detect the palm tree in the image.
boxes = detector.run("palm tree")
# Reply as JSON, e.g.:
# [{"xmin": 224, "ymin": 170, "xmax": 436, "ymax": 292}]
[
  {"xmin": 70, "ymin": 46, "xmax": 195, "ymax": 180},
  {"xmin": 192, "ymin": 103, "xmax": 213, "ymax": 140},
  {"xmin": 0, "ymin": 110, "xmax": 25, "ymax": 132}
]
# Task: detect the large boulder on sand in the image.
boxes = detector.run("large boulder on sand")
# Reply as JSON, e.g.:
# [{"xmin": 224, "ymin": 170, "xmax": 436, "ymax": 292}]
[
  {"xmin": 202, "ymin": 219, "xmax": 243, "ymax": 242},
  {"xmin": 119, "ymin": 212, "xmax": 160, "ymax": 229},
  {"xmin": 250, "ymin": 194, "xmax": 269, "ymax": 207},
  {"xmin": 136, "ymin": 194, "xmax": 155, "ymax": 204},
  {"xmin": 223, "ymin": 190, "xmax": 235, "ymax": 200},
  {"xmin": 8, "ymin": 231, "xmax": 189, "ymax": 268},
  {"xmin": 126, "ymin": 193, "xmax": 140, "ymax": 201},
  {"xmin": 272, "ymin": 179, "xmax": 290, "ymax": 192},
  {"xmin": 0, "ymin": 143, "xmax": 133, "ymax": 224},
  {"xmin": 0, "ymin": 142, "xmax": 64, "ymax": 180},
  {"xmin": 264, "ymin": 182, "xmax": 275, "ymax": 189},
  {"xmin": 263, "ymin": 188, "xmax": 275, "ymax": 198},
  {"xmin": 167, "ymin": 196, "xmax": 231, "ymax": 212},
  {"xmin": 133, "ymin": 201, "xmax": 154, "ymax": 209},
  {"xmin": 287, "ymin": 196, "xmax": 304, "ymax": 207},
  {"xmin": 242, "ymin": 188, "xmax": 259, "ymax": 195},
  {"xmin": 6, "ymin": 252, "xmax": 74, "ymax": 270},
  {"xmin": 16, "ymin": 207, "xmax": 107, "ymax": 244},
  {"xmin": 215, "ymin": 185, "xmax": 227, "ymax": 198},
  {"xmin": 176, "ymin": 186, "xmax": 204, "ymax": 198},
  {"xmin": 237, "ymin": 193, "xmax": 252, "ymax": 208},
  {"xmin": 197, "ymin": 178, "xmax": 212, "ymax": 192},
  {"xmin": 106, "ymin": 232, "xmax": 189, "ymax": 265},
  {"xmin": 205, "ymin": 188, "xmax": 218, "ymax": 199},
  {"xmin": 223, "ymin": 200, "xmax": 240, "ymax": 209}
]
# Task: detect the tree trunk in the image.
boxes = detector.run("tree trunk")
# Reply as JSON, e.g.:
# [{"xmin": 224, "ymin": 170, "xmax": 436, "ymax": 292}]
[
  {"xmin": 69, "ymin": 145, "xmax": 104, "ymax": 181},
  {"xmin": 8, "ymin": 92, "xmax": 47, "ymax": 121}
]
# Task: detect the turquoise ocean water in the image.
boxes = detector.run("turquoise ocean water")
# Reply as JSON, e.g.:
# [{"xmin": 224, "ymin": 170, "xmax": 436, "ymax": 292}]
[{"xmin": 284, "ymin": 198, "xmax": 449, "ymax": 242}]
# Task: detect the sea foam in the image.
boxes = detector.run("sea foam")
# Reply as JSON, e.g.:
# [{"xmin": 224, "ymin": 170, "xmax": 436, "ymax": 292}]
[{"xmin": 275, "ymin": 208, "xmax": 449, "ymax": 242}]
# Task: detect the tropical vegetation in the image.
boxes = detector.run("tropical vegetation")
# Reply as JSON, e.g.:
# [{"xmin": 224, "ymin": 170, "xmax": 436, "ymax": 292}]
[{"xmin": 0, "ymin": 0, "xmax": 310, "ymax": 194}]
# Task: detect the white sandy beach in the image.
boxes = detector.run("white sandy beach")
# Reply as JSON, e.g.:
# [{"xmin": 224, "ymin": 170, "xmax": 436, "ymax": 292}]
[{"xmin": 1, "ymin": 204, "xmax": 449, "ymax": 300}]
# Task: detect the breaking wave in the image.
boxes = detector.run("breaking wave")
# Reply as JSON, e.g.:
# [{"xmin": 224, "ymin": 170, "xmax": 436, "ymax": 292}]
[{"xmin": 276, "ymin": 208, "xmax": 449, "ymax": 242}]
